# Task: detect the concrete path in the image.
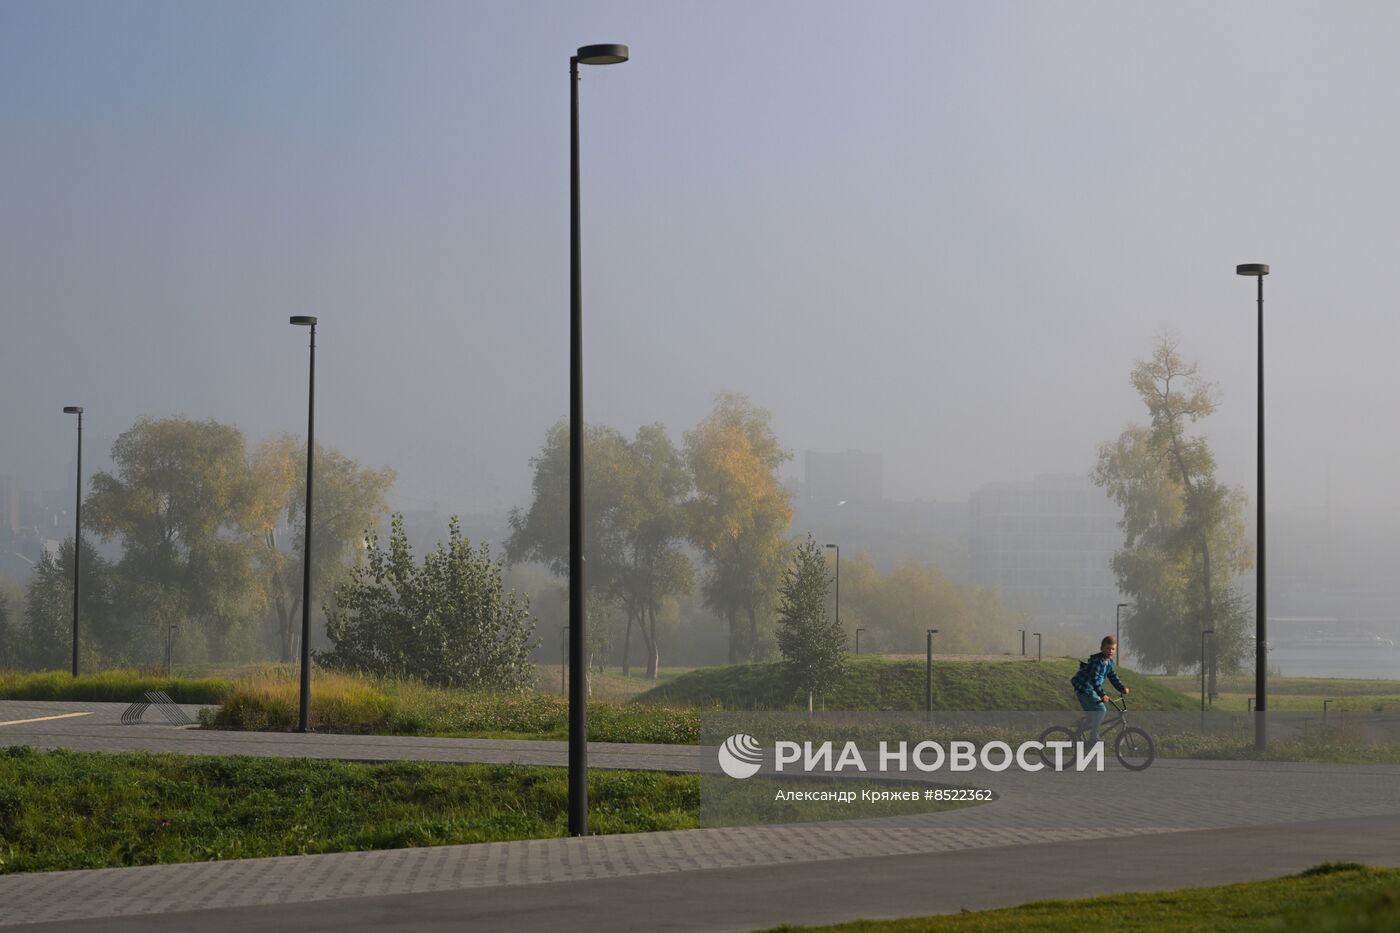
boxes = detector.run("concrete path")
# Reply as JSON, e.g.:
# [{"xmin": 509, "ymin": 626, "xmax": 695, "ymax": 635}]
[
  {"xmin": 3, "ymin": 700, "xmax": 1400, "ymax": 929},
  {"xmin": 9, "ymin": 816, "xmax": 1397, "ymax": 932}
]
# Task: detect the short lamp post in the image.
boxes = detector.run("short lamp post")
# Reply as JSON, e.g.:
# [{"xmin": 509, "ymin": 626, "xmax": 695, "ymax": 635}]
[
  {"xmin": 925, "ymin": 629, "xmax": 939, "ymax": 718},
  {"xmin": 1033, "ymin": 632, "xmax": 1042, "ymax": 663},
  {"xmin": 855, "ymin": 627, "xmax": 864, "ymax": 656},
  {"xmin": 62, "ymin": 406, "xmax": 83, "ymax": 677},
  {"xmin": 1018, "ymin": 628, "xmax": 1025, "ymax": 657},
  {"xmin": 825, "ymin": 543, "xmax": 840, "ymax": 631},
  {"xmin": 1116, "ymin": 603, "xmax": 1129, "ymax": 663},
  {"xmin": 1200, "ymin": 629, "xmax": 1215, "ymax": 734}
]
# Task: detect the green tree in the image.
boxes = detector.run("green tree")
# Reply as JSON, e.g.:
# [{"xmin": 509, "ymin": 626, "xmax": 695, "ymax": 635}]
[
  {"xmin": 86, "ymin": 417, "xmax": 262, "ymax": 663},
  {"xmin": 776, "ymin": 536, "xmax": 846, "ymax": 710},
  {"xmin": 320, "ymin": 515, "xmax": 537, "ymax": 690},
  {"xmin": 20, "ymin": 539, "xmax": 114, "ymax": 670},
  {"xmin": 1094, "ymin": 338, "xmax": 1253, "ymax": 676},
  {"xmin": 616, "ymin": 423, "xmax": 692, "ymax": 681},
  {"xmin": 686, "ymin": 394, "xmax": 793, "ymax": 663},
  {"xmin": 506, "ymin": 421, "xmax": 692, "ymax": 681},
  {"xmin": 245, "ymin": 435, "xmax": 395, "ymax": 662}
]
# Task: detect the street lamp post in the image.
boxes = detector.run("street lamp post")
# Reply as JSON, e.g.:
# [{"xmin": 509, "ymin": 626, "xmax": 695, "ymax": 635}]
[
  {"xmin": 1237, "ymin": 262, "xmax": 1269, "ymax": 750},
  {"xmin": 1116, "ymin": 603, "xmax": 1129, "ymax": 664},
  {"xmin": 855, "ymin": 627, "xmax": 864, "ymax": 655},
  {"xmin": 825, "ymin": 544, "xmax": 840, "ymax": 634},
  {"xmin": 1201, "ymin": 629, "xmax": 1215, "ymax": 734},
  {"xmin": 62, "ymin": 406, "xmax": 83, "ymax": 677},
  {"xmin": 164, "ymin": 625, "xmax": 178, "ymax": 676},
  {"xmin": 570, "ymin": 42, "xmax": 629, "ymax": 838},
  {"xmin": 289, "ymin": 316, "xmax": 317, "ymax": 734},
  {"xmin": 1018, "ymin": 628, "xmax": 1025, "ymax": 657},
  {"xmin": 925, "ymin": 629, "xmax": 939, "ymax": 718},
  {"xmin": 1033, "ymin": 632, "xmax": 1042, "ymax": 663}
]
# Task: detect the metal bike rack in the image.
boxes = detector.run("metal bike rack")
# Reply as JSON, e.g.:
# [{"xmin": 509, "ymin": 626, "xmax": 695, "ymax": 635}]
[{"xmin": 120, "ymin": 690, "xmax": 196, "ymax": 726}]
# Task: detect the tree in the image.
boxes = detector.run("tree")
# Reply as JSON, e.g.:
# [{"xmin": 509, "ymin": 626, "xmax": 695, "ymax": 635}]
[
  {"xmin": 824, "ymin": 554, "xmax": 1014, "ymax": 655},
  {"xmin": 507, "ymin": 421, "xmax": 692, "ymax": 681},
  {"xmin": 616, "ymin": 423, "xmax": 692, "ymax": 680},
  {"xmin": 320, "ymin": 515, "xmax": 537, "ymax": 691},
  {"xmin": 19, "ymin": 539, "xmax": 114, "ymax": 670},
  {"xmin": 86, "ymin": 417, "xmax": 262, "ymax": 663},
  {"xmin": 1094, "ymin": 337, "xmax": 1253, "ymax": 676},
  {"xmin": 245, "ymin": 435, "xmax": 395, "ymax": 662},
  {"xmin": 775, "ymin": 536, "xmax": 846, "ymax": 710},
  {"xmin": 686, "ymin": 394, "xmax": 793, "ymax": 663}
]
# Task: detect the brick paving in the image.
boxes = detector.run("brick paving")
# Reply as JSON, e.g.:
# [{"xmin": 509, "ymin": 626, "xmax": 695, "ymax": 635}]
[{"xmin": 2, "ymin": 700, "xmax": 1399, "ymax": 926}]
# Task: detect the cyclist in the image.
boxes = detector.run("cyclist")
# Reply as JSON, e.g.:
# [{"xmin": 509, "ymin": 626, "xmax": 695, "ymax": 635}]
[{"xmin": 1070, "ymin": 635, "xmax": 1131, "ymax": 743}]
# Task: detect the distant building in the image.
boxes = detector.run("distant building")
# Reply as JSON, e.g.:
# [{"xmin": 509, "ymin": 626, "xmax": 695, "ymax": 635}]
[
  {"xmin": 969, "ymin": 474, "xmax": 1123, "ymax": 630},
  {"xmin": 804, "ymin": 450, "xmax": 882, "ymax": 504}
]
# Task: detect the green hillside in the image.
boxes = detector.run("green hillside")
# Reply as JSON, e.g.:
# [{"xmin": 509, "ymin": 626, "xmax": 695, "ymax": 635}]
[{"xmin": 634, "ymin": 656, "xmax": 1195, "ymax": 712}]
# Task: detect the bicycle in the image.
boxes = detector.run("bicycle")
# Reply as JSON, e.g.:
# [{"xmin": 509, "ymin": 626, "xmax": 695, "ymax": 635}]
[{"xmin": 1037, "ymin": 695, "xmax": 1155, "ymax": 771}]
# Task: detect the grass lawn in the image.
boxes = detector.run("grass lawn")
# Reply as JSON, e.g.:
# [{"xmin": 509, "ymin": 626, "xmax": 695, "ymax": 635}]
[
  {"xmin": 637, "ymin": 656, "xmax": 1195, "ymax": 712},
  {"xmin": 0, "ymin": 745, "xmax": 698, "ymax": 874},
  {"xmin": 1149, "ymin": 673, "xmax": 1400, "ymax": 714},
  {"xmin": 759, "ymin": 863, "xmax": 1400, "ymax": 932}
]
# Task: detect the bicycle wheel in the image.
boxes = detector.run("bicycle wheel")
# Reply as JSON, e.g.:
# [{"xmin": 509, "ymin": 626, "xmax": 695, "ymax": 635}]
[
  {"xmin": 1115, "ymin": 726, "xmax": 1155, "ymax": 771},
  {"xmin": 1037, "ymin": 725, "xmax": 1077, "ymax": 769}
]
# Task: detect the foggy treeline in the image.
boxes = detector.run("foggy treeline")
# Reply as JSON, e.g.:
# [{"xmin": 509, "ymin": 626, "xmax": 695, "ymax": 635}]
[{"xmin": 0, "ymin": 395, "xmax": 1020, "ymax": 677}]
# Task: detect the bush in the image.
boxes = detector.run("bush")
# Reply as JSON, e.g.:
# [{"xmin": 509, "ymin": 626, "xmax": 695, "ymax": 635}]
[{"xmin": 318, "ymin": 515, "xmax": 536, "ymax": 691}]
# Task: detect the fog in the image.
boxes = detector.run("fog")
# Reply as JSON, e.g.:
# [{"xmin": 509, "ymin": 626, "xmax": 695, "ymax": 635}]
[{"xmin": 4, "ymin": 3, "xmax": 1400, "ymax": 663}]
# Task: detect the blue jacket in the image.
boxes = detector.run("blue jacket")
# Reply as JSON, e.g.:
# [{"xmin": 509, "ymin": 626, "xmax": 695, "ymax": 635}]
[{"xmin": 1072, "ymin": 654, "xmax": 1126, "ymax": 699}]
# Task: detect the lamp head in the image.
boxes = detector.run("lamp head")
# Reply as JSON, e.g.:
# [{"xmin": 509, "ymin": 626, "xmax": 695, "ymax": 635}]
[
  {"xmin": 63, "ymin": 406, "xmax": 83, "ymax": 414},
  {"xmin": 1236, "ymin": 263, "xmax": 1270, "ymax": 276},
  {"xmin": 289, "ymin": 315, "xmax": 318, "ymax": 326},
  {"xmin": 576, "ymin": 43, "xmax": 628, "ymax": 65}
]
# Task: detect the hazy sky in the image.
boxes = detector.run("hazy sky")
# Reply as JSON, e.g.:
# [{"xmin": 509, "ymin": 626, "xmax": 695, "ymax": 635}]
[{"xmin": 4, "ymin": 1, "xmax": 1399, "ymax": 518}]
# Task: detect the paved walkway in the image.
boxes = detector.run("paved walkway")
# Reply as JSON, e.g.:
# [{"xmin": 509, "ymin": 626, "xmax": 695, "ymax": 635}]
[{"xmin": 3, "ymin": 700, "xmax": 1400, "ymax": 929}]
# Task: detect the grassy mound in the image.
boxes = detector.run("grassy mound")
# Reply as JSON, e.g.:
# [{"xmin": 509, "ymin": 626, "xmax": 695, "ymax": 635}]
[
  {"xmin": 762, "ymin": 863, "xmax": 1400, "ymax": 931},
  {"xmin": 0, "ymin": 670, "xmax": 232, "ymax": 705},
  {"xmin": 634, "ymin": 656, "xmax": 1195, "ymax": 712}
]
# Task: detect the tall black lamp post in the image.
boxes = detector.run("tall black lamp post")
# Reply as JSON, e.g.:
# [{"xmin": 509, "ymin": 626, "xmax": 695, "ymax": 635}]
[
  {"xmin": 289, "ymin": 315, "xmax": 317, "ymax": 734},
  {"xmin": 1018, "ymin": 628, "xmax": 1025, "ymax": 657},
  {"xmin": 62, "ymin": 406, "xmax": 83, "ymax": 677},
  {"xmin": 1237, "ymin": 262, "xmax": 1269, "ymax": 749},
  {"xmin": 1033, "ymin": 632, "xmax": 1042, "ymax": 663},
  {"xmin": 570, "ymin": 42, "xmax": 629, "ymax": 838}
]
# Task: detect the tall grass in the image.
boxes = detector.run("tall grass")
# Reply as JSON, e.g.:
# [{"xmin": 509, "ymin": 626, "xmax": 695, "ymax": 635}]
[
  {"xmin": 0, "ymin": 670, "xmax": 232, "ymax": 704},
  {"xmin": 207, "ymin": 669, "xmax": 700, "ymax": 743}
]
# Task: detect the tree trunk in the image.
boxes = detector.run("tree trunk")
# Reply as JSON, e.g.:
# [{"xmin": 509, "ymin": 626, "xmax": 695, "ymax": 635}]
[
  {"xmin": 747, "ymin": 607, "xmax": 758, "ymax": 662},
  {"xmin": 621, "ymin": 610, "xmax": 634, "ymax": 677},
  {"xmin": 645, "ymin": 602, "xmax": 660, "ymax": 681},
  {"xmin": 727, "ymin": 609, "xmax": 739, "ymax": 664},
  {"xmin": 1168, "ymin": 430, "xmax": 1217, "ymax": 680}
]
